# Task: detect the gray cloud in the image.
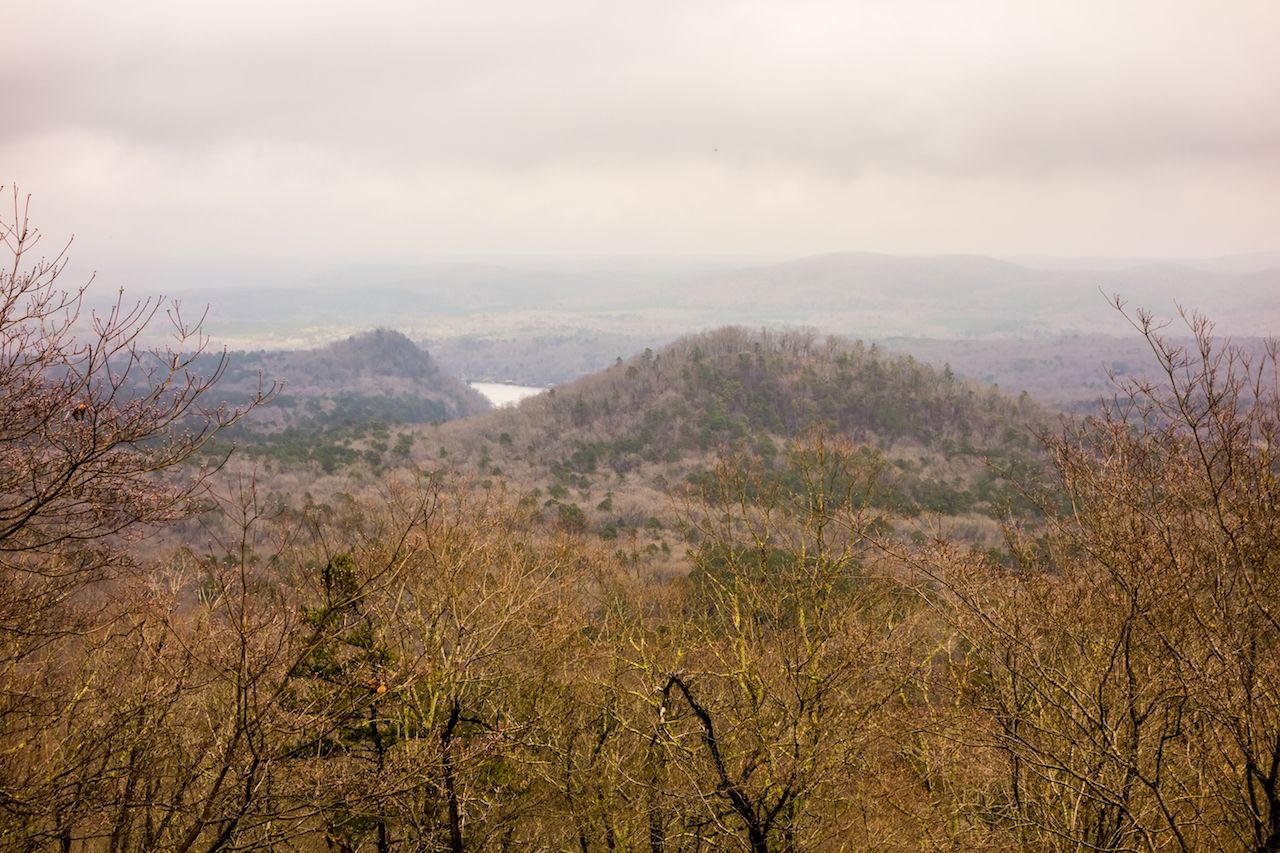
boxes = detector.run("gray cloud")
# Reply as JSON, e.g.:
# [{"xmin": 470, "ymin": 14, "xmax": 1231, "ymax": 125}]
[{"xmin": 4, "ymin": 0, "xmax": 1278, "ymax": 271}]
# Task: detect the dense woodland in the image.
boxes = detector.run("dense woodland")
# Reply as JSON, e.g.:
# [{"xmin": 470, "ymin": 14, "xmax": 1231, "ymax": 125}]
[{"xmin": 4, "ymin": 204, "xmax": 1280, "ymax": 852}]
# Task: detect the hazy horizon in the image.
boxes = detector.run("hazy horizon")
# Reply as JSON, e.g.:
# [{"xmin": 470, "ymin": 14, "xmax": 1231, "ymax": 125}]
[{"xmin": 4, "ymin": 0, "xmax": 1279, "ymax": 295}]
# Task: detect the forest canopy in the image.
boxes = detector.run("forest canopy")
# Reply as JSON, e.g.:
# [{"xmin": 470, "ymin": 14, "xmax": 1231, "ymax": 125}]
[{"xmin": 2, "ymin": 195, "xmax": 1279, "ymax": 851}]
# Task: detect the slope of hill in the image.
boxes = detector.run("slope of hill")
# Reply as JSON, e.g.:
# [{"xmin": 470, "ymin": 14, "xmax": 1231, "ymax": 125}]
[
  {"xmin": 421, "ymin": 327, "xmax": 1058, "ymax": 560},
  {"xmin": 883, "ymin": 332, "xmax": 1278, "ymax": 414},
  {"xmin": 205, "ymin": 329, "xmax": 489, "ymax": 472},
  {"xmin": 219, "ymin": 328, "xmax": 488, "ymax": 423}
]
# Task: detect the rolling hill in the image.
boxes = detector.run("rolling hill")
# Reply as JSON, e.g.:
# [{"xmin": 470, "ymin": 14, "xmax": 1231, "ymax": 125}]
[
  {"xmin": 203, "ymin": 329, "xmax": 488, "ymax": 472},
  {"xmin": 419, "ymin": 326, "xmax": 1059, "ymax": 558}
]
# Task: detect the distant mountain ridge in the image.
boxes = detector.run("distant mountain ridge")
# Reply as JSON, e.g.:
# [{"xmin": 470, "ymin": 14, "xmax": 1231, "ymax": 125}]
[
  {"xmin": 162, "ymin": 252, "xmax": 1279, "ymax": 353},
  {"xmin": 212, "ymin": 328, "xmax": 489, "ymax": 433},
  {"xmin": 673, "ymin": 252, "xmax": 1280, "ymax": 337}
]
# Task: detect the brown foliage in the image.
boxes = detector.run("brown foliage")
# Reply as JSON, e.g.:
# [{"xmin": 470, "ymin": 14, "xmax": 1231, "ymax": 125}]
[
  {"xmin": 0, "ymin": 190, "xmax": 271, "ymax": 846},
  {"xmin": 5, "ymin": 195, "xmax": 1279, "ymax": 853},
  {"xmin": 912, "ymin": 305, "xmax": 1280, "ymax": 851},
  {"xmin": 0, "ymin": 189, "xmax": 270, "ymax": 619}
]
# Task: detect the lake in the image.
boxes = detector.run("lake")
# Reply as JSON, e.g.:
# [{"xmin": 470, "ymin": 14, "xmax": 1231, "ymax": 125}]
[{"xmin": 468, "ymin": 381, "xmax": 548, "ymax": 408}]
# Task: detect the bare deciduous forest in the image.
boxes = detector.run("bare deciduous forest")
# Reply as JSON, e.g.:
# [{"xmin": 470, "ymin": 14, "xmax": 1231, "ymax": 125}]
[{"xmin": 4, "ymin": 181, "xmax": 1279, "ymax": 853}]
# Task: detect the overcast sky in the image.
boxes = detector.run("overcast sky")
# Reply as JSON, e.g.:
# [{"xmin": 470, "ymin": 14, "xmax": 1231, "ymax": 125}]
[{"xmin": 4, "ymin": 0, "xmax": 1278, "ymax": 286}]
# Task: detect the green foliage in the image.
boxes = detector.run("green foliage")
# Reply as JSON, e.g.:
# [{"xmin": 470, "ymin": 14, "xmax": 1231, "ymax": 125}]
[
  {"xmin": 555, "ymin": 501, "xmax": 587, "ymax": 534},
  {"xmin": 322, "ymin": 553, "xmax": 359, "ymax": 599},
  {"xmin": 291, "ymin": 551, "xmax": 399, "ymax": 797}
]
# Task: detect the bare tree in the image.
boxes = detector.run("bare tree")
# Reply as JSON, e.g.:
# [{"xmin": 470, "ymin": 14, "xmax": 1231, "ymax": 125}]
[
  {"xmin": 0, "ymin": 187, "xmax": 269, "ymax": 623},
  {"xmin": 0, "ymin": 189, "xmax": 271, "ymax": 844},
  {"xmin": 627, "ymin": 431, "xmax": 917, "ymax": 851},
  {"xmin": 913, "ymin": 304, "xmax": 1280, "ymax": 852}
]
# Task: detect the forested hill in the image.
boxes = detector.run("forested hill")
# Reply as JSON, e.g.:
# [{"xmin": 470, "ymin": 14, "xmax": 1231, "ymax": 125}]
[
  {"xmin": 450, "ymin": 326, "xmax": 1049, "ymax": 466},
  {"xmin": 427, "ymin": 327, "xmax": 1057, "ymax": 540},
  {"xmin": 214, "ymin": 328, "xmax": 490, "ymax": 433}
]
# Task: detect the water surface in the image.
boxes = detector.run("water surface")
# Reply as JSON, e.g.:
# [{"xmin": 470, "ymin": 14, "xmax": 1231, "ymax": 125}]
[{"xmin": 469, "ymin": 381, "xmax": 547, "ymax": 408}]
